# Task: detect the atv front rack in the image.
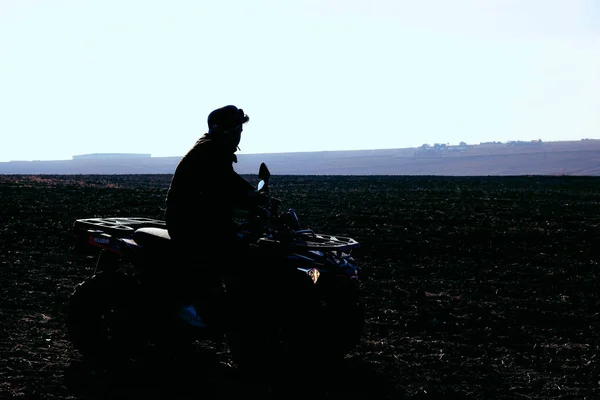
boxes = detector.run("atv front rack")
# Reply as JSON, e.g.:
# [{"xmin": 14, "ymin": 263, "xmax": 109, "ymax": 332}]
[{"xmin": 260, "ymin": 229, "xmax": 360, "ymax": 252}]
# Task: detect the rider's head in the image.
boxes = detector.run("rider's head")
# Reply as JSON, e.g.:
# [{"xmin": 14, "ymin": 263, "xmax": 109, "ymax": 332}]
[{"xmin": 207, "ymin": 105, "xmax": 249, "ymax": 150}]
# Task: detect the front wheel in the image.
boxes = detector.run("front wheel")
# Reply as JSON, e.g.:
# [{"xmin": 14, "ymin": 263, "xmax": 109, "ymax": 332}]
[
  {"xmin": 65, "ymin": 271, "xmax": 145, "ymax": 365},
  {"xmin": 227, "ymin": 302, "xmax": 365, "ymax": 374},
  {"xmin": 320, "ymin": 301, "xmax": 365, "ymax": 359}
]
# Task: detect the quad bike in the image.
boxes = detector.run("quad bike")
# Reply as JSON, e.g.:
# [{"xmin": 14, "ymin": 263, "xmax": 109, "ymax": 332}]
[{"xmin": 65, "ymin": 163, "xmax": 364, "ymax": 374}]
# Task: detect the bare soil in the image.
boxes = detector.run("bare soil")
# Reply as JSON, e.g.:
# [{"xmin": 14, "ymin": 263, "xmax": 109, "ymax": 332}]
[{"xmin": 1, "ymin": 174, "xmax": 599, "ymax": 399}]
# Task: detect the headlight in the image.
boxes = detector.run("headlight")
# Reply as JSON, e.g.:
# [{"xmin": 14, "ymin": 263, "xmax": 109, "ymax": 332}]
[
  {"xmin": 298, "ymin": 267, "xmax": 320, "ymax": 284},
  {"xmin": 307, "ymin": 268, "xmax": 320, "ymax": 285}
]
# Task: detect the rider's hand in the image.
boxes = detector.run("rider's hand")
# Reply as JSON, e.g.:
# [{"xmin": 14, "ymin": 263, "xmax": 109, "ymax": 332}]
[{"xmin": 248, "ymin": 189, "xmax": 269, "ymax": 208}]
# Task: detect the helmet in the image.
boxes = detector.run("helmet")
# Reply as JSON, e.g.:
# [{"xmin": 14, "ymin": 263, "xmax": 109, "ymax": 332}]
[{"xmin": 207, "ymin": 105, "xmax": 249, "ymax": 134}]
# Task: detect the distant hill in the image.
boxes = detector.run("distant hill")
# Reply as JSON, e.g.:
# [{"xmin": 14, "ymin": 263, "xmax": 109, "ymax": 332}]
[{"xmin": 2, "ymin": 140, "xmax": 600, "ymax": 176}]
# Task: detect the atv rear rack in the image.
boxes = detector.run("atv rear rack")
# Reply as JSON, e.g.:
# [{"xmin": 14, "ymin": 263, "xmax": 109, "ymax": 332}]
[{"xmin": 71, "ymin": 217, "xmax": 167, "ymax": 254}]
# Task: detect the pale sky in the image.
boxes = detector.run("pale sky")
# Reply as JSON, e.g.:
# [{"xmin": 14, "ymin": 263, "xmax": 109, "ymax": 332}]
[{"xmin": 1, "ymin": 0, "xmax": 599, "ymax": 162}]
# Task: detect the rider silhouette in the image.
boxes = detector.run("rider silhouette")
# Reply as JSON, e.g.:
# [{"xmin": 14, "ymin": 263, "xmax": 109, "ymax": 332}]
[{"xmin": 164, "ymin": 105, "xmax": 266, "ymax": 326}]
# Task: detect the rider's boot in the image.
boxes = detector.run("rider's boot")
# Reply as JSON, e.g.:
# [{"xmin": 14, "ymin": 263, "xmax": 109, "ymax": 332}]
[{"xmin": 177, "ymin": 304, "xmax": 208, "ymax": 328}]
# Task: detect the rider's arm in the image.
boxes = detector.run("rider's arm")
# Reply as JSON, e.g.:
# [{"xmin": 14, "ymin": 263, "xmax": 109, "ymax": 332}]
[{"xmin": 229, "ymin": 171, "xmax": 266, "ymax": 211}]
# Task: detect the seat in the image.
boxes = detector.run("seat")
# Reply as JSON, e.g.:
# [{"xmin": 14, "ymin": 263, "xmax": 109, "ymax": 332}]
[{"xmin": 133, "ymin": 227, "xmax": 171, "ymax": 250}]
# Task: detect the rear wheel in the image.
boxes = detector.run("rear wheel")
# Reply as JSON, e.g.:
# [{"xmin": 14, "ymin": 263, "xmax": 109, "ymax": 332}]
[{"xmin": 66, "ymin": 271, "xmax": 145, "ymax": 366}]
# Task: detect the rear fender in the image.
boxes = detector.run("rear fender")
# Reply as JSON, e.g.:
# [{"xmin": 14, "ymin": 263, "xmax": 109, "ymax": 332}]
[{"xmin": 94, "ymin": 249, "xmax": 121, "ymax": 275}]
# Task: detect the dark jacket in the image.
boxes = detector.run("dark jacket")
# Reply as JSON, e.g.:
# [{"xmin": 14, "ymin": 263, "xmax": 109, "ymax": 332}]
[{"xmin": 165, "ymin": 133, "xmax": 256, "ymax": 241}]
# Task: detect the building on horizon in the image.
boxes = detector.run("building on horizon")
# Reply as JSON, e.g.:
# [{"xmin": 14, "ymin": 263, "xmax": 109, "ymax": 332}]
[{"xmin": 72, "ymin": 153, "xmax": 152, "ymax": 160}]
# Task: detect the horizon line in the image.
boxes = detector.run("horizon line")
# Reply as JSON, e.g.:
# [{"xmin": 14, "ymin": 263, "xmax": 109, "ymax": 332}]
[{"xmin": 2, "ymin": 138, "xmax": 598, "ymax": 163}]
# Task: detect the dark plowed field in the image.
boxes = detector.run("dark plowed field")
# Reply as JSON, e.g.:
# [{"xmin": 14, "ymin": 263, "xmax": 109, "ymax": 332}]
[{"xmin": 1, "ymin": 174, "xmax": 598, "ymax": 399}]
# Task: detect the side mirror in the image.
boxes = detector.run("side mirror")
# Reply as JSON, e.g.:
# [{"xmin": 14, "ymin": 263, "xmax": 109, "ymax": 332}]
[
  {"xmin": 258, "ymin": 163, "xmax": 270, "ymax": 194},
  {"xmin": 258, "ymin": 163, "xmax": 270, "ymax": 182}
]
